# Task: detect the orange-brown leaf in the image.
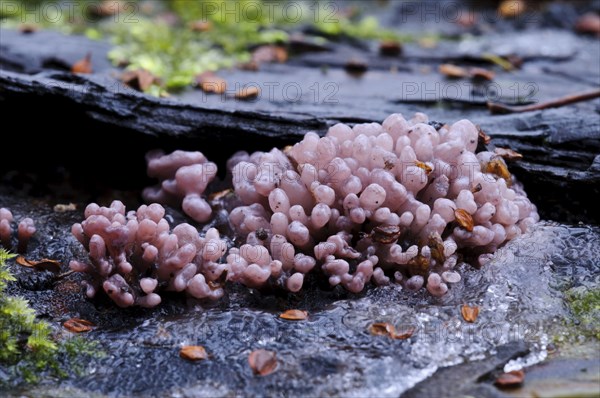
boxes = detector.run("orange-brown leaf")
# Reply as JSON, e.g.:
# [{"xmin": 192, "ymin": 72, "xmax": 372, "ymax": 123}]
[
  {"xmin": 379, "ymin": 40, "xmax": 402, "ymax": 57},
  {"xmin": 439, "ymin": 63, "xmax": 468, "ymax": 78},
  {"xmin": 121, "ymin": 69, "xmax": 158, "ymax": 92},
  {"xmin": 461, "ymin": 304, "xmax": 480, "ymax": 323},
  {"xmin": 469, "ymin": 67, "xmax": 495, "ymax": 81},
  {"xmin": 279, "ymin": 309, "xmax": 308, "ymax": 321},
  {"xmin": 64, "ymin": 318, "xmax": 95, "ymax": 333},
  {"xmin": 495, "ymin": 369, "xmax": 525, "ymax": 387},
  {"xmin": 494, "ymin": 147, "xmax": 523, "ymax": 161},
  {"xmin": 252, "ymin": 45, "xmax": 288, "ymax": 64},
  {"xmin": 454, "ymin": 209, "xmax": 474, "ymax": 232},
  {"xmin": 371, "ymin": 225, "xmax": 402, "ymax": 244},
  {"xmin": 485, "ymin": 158, "xmax": 511, "ymax": 182},
  {"xmin": 196, "ymin": 72, "xmax": 227, "ymax": 94},
  {"xmin": 234, "ymin": 86, "xmax": 260, "ymax": 100},
  {"xmin": 498, "ymin": 0, "xmax": 525, "ymax": 18},
  {"xmin": 415, "ymin": 161, "xmax": 433, "ymax": 174},
  {"xmin": 369, "ymin": 322, "xmax": 396, "ymax": 337},
  {"xmin": 477, "ymin": 125, "xmax": 492, "ymax": 145},
  {"xmin": 248, "ymin": 349, "xmax": 278, "ymax": 376},
  {"xmin": 16, "ymin": 256, "xmax": 62, "ymax": 273},
  {"xmin": 180, "ymin": 345, "xmax": 208, "ymax": 361},
  {"xmin": 189, "ymin": 20, "xmax": 213, "ymax": 32},
  {"xmin": 72, "ymin": 53, "xmax": 92, "ymax": 74}
]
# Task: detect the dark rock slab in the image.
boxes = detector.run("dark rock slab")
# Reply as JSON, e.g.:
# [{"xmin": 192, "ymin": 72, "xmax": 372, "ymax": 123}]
[{"xmin": 401, "ymin": 341, "xmax": 530, "ymax": 398}]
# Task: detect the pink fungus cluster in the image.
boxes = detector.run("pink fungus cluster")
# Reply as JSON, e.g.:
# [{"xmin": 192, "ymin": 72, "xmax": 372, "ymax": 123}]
[
  {"xmin": 142, "ymin": 150, "xmax": 217, "ymax": 223},
  {"xmin": 72, "ymin": 112, "xmax": 539, "ymax": 306},
  {"xmin": 226, "ymin": 112, "xmax": 538, "ymax": 295},
  {"xmin": 69, "ymin": 201, "xmax": 227, "ymax": 307},
  {"xmin": 0, "ymin": 208, "xmax": 36, "ymax": 253}
]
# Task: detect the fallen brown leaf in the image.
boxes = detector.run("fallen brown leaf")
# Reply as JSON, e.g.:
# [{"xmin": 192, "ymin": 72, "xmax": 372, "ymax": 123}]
[
  {"xmin": 279, "ymin": 309, "xmax": 308, "ymax": 321},
  {"xmin": 72, "ymin": 53, "xmax": 92, "ymax": 74},
  {"xmin": 196, "ymin": 72, "xmax": 227, "ymax": 94},
  {"xmin": 379, "ymin": 40, "xmax": 402, "ymax": 56},
  {"xmin": 575, "ymin": 13, "xmax": 600, "ymax": 36},
  {"xmin": 252, "ymin": 45, "xmax": 288, "ymax": 64},
  {"xmin": 180, "ymin": 345, "xmax": 208, "ymax": 361},
  {"xmin": 495, "ymin": 369, "xmax": 525, "ymax": 387},
  {"xmin": 439, "ymin": 63, "xmax": 468, "ymax": 79},
  {"xmin": 371, "ymin": 225, "xmax": 402, "ymax": 244},
  {"xmin": 454, "ymin": 209, "xmax": 474, "ymax": 232},
  {"xmin": 369, "ymin": 322, "xmax": 396, "ymax": 337},
  {"xmin": 440, "ymin": 64, "xmax": 495, "ymax": 81},
  {"xmin": 471, "ymin": 183, "xmax": 483, "ymax": 194},
  {"xmin": 234, "ymin": 86, "xmax": 260, "ymax": 100},
  {"xmin": 344, "ymin": 59, "xmax": 368, "ymax": 76},
  {"xmin": 90, "ymin": 0, "xmax": 126, "ymax": 17},
  {"xmin": 53, "ymin": 203, "xmax": 77, "ymax": 213},
  {"xmin": 477, "ymin": 125, "xmax": 492, "ymax": 145},
  {"xmin": 485, "ymin": 158, "xmax": 511, "ymax": 182},
  {"xmin": 63, "ymin": 318, "xmax": 95, "ymax": 333},
  {"xmin": 19, "ymin": 24, "xmax": 38, "ymax": 34},
  {"xmin": 248, "ymin": 349, "xmax": 278, "ymax": 376},
  {"xmin": 121, "ymin": 69, "xmax": 159, "ymax": 92},
  {"xmin": 189, "ymin": 20, "xmax": 213, "ymax": 32},
  {"xmin": 461, "ymin": 304, "xmax": 480, "ymax": 323},
  {"xmin": 494, "ymin": 147, "xmax": 523, "ymax": 161},
  {"xmin": 470, "ymin": 67, "xmax": 495, "ymax": 81},
  {"xmin": 415, "ymin": 160, "xmax": 433, "ymax": 174},
  {"xmin": 16, "ymin": 256, "xmax": 62, "ymax": 273},
  {"xmin": 498, "ymin": 0, "xmax": 525, "ymax": 19}
]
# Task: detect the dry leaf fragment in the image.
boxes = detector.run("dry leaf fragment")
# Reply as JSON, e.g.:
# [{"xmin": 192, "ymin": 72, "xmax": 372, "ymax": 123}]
[
  {"xmin": 494, "ymin": 147, "xmax": 523, "ymax": 161},
  {"xmin": 369, "ymin": 322, "xmax": 396, "ymax": 337},
  {"xmin": 72, "ymin": 53, "xmax": 92, "ymax": 74},
  {"xmin": 53, "ymin": 203, "xmax": 77, "ymax": 213},
  {"xmin": 454, "ymin": 209, "xmax": 474, "ymax": 232},
  {"xmin": 344, "ymin": 59, "xmax": 368, "ymax": 76},
  {"xmin": 477, "ymin": 125, "xmax": 492, "ymax": 145},
  {"xmin": 371, "ymin": 225, "xmax": 402, "ymax": 244},
  {"xmin": 461, "ymin": 304, "xmax": 480, "ymax": 323},
  {"xmin": 470, "ymin": 67, "xmax": 495, "ymax": 81},
  {"xmin": 234, "ymin": 86, "xmax": 260, "ymax": 100},
  {"xmin": 379, "ymin": 40, "xmax": 402, "ymax": 56},
  {"xmin": 498, "ymin": 0, "xmax": 526, "ymax": 19},
  {"xmin": 439, "ymin": 63, "xmax": 469, "ymax": 78},
  {"xmin": 415, "ymin": 161, "xmax": 433, "ymax": 174},
  {"xmin": 369, "ymin": 322, "xmax": 414, "ymax": 339},
  {"xmin": 495, "ymin": 369, "xmax": 525, "ymax": 387},
  {"xmin": 248, "ymin": 349, "xmax": 278, "ymax": 376},
  {"xmin": 575, "ymin": 13, "xmax": 600, "ymax": 36},
  {"xmin": 121, "ymin": 69, "xmax": 159, "ymax": 92},
  {"xmin": 180, "ymin": 345, "xmax": 208, "ymax": 361},
  {"xmin": 440, "ymin": 64, "xmax": 495, "ymax": 81},
  {"xmin": 196, "ymin": 72, "xmax": 227, "ymax": 94},
  {"xmin": 485, "ymin": 158, "xmax": 511, "ymax": 182},
  {"xmin": 189, "ymin": 20, "xmax": 213, "ymax": 32},
  {"xmin": 252, "ymin": 45, "xmax": 288, "ymax": 64},
  {"xmin": 279, "ymin": 309, "xmax": 308, "ymax": 321},
  {"xmin": 16, "ymin": 256, "xmax": 62, "ymax": 273},
  {"xmin": 19, "ymin": 24, "xmax": 38, "ymax": 34},
  {"xmin": 64, "ymin": 318, "xmax": 95, "ymax": 333}
]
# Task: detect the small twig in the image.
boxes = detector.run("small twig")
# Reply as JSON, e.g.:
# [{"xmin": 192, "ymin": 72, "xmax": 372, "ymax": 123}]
[
  {"xmin": 487, "ymin": 89, "xmax": 600, "ymax": 114},
  {"xmin": 56, "ymin": 270, "xmax": 75, "ymax": 280}
]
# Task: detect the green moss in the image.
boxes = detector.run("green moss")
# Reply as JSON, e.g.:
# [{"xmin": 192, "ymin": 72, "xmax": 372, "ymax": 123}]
[
  {"xmin": 0, "ymin": 249, "xmax": 103, "ymax": 386},
  {"xmin": 1, "ymin": 0, "xmax": 406, "ymax": 94},
  {"xmin": 565, "ymin": 287, "xmax": 600, "ymax": 340},
  {"xmin": 0, "ymin": 249, "xmax": 58, "ymax": 383}
]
